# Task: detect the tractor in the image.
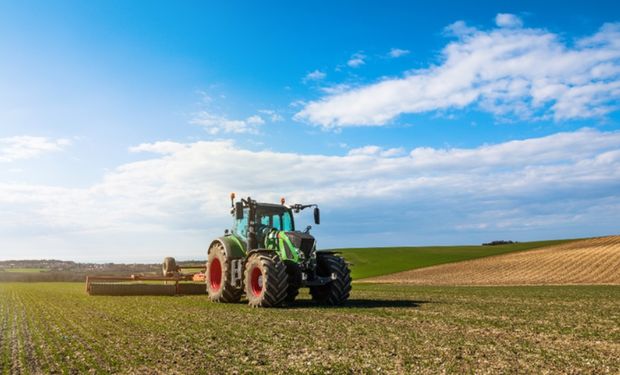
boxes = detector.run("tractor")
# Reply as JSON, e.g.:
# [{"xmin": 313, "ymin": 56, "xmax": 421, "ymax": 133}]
[{"xmin": 206, "ymin": 194, "xmax": 351, "ymax": 307}]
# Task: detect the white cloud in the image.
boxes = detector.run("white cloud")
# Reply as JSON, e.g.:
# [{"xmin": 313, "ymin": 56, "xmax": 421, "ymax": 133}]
[
  {"xmin": 246, "ymin": 115, "xmax": 265, "ymax": 125},
  {"xmin": 1, "ymin": 128, "xmax": 619, "ymax": 260},
  {"xmin": 258, "ymin": 109, "xmax": 284, "ymax": 122},
  {"xmin": 347, "ymin": 52, "xmax": 366, "ymax": 68},
  {"xmin": 190, "ymin": 111, "xmax": 265, "ymax": 134},
  {"xmin": 348, "ymin": 145, "xmax": 405, "ymax": 157},
  {"xmin": 0, "ymin": 136, "xmax": 71, "ymax": 162},
  {"xmin": 495, "ymin": 13, "xmax": 523, "ymax": 28},
  {"xmin": 303, "ymin": 70, "xmax": 326, "ymax": 82},
  {"xmin": 296, "ymin": 17, "xmax": 620, "ymax": 128},
  {"xmin": 388, "ymin": 48, "xmax": 410, "ymax": 58},
  {"xmin": 320, "ymin": 84, "xmax": 352, "ymax": 95}
]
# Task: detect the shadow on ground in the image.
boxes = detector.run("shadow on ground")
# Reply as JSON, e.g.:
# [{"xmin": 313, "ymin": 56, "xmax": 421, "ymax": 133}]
[{"xmin": 290, "ymin": 299, "xmax": 429, "ymax": 309}]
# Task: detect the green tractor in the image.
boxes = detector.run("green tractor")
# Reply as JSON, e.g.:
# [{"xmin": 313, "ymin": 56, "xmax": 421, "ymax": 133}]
[{"xmin": 206, "ymin": 194, "xmax": 351, "ymax": 307}]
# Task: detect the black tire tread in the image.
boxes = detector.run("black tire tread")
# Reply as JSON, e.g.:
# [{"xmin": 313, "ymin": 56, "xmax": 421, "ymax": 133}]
[
  {"xmin": 284, "ymin": 265, "xmax": 301, "ymax": 304},
  {"xmin": 310, "ymin": 254, "xmax": 352, "ymax": 305},
  {"xmin": 207, "ymin": 242, "xmax": 242, "ymax": 303},
  {"xmin": 244, "ymin": 252, "xmax": 288, "ymax": 307}
]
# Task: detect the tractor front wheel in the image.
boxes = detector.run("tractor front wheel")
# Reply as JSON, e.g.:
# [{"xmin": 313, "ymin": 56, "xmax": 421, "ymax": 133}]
[
  {"xmin": 244, "ymin": 252, "xmax": 288, "ymax": 307},
  {"xmin": 284, "ymin": 265, "xmax": 301, "ymax": 305},
  {"xmin": 310, "ymin": 254, "xmax": 351, "ymax": 305},
  {"xmin": 206, "ymin": 242, "xmax": 242, "ymax": 303}
]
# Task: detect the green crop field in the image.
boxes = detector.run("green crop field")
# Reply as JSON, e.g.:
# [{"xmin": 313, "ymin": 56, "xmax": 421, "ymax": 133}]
[
  {"xmin": 1, "ymin": 282, "xmax": 618, "ymax": 374},
  {"xmin": 332, "ymin": 239, "xmax": 573, "ymax": 279},
  {"xmin": 2, "ymin": 268, "xmax": 47, "ymax": 273}
]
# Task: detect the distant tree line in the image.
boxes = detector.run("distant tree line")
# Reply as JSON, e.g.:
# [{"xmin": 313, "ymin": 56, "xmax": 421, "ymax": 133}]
[
  {"xmin": 0, "ymin": 272, "xmax": 88, "ymax": 282},
  {"xmin": 482, "ymin": 240, "xmax": 519, "ymax": 246},
  {"xmin": 0, "ymin": 259, "xmax": 165, "ymax": 282}
]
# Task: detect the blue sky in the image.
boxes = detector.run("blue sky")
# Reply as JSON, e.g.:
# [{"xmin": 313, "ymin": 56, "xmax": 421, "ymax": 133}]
[{"xmin": 1, "ymin": 1, "xmax": 619, "ymax": 262}]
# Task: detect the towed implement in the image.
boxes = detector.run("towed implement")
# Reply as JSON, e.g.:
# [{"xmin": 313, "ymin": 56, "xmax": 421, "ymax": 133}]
[
  {"xmin": 86, "ymin": 195, "xmax": 351, "ymax": 307},
  {"xmin": 86, "ymin": 259, "xmax": 207, "ymax": 296}
]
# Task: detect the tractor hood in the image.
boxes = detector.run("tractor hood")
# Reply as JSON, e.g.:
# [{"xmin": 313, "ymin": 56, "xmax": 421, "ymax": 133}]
[
  {"xmin": 284, "ymin": 231, "xmax": 316, "ymax": 259},
  {"xmin": 264, "ymin": 230, "xmax": 317, "ymax": 263}
]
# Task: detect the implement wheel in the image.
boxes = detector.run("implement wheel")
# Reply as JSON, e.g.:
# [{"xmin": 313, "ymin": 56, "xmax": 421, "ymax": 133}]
[
  {"xmin": 244, "ymin": 252, "xmax": 288, "ymax": 307},
  {"xmin": 207, "ymin": 242, "xmax": 242, "ymax": 303},
  {"xmin": 310, "ymin": 254, "xmax": 351, "ymax": 305},
  {"xmin": 162, "ymin": 257, "xmax": 177, "ymax": 277}
]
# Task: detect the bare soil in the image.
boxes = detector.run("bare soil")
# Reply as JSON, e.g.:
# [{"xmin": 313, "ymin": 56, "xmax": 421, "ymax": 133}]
[{"xmin": 366, "ymin": 236, "xmax": 620, "ymax": 285}]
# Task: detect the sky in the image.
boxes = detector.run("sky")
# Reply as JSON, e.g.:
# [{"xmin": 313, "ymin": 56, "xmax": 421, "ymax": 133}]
[{"xmin": 1, "ymin": 1, "xmax": 619, "ymax": 262}]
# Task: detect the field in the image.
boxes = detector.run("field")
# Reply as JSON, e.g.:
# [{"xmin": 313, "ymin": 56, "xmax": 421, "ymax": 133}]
[
  {"xmin": 335, "ymin": 239, "xmax": 572, "ymax": 279},
  {"xmin": 367, "ymin": 236, "xmax": 620, "ymax": 285},
  {"xmin": 1, "ymin": 282, "xmax": 618, "ymax": 374},
  {"xmin": 1, "ymin": 268, "xmax": 47, "ymax": 273}
]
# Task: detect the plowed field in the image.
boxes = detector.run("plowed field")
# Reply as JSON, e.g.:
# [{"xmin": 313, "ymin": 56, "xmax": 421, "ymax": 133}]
[{"xmin": 367, "ymin": 236, "xmax": 620, "ymax": 285}]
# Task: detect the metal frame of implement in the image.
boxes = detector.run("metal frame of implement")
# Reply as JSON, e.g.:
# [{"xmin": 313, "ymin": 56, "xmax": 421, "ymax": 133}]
[{"xmin": 86, "ymin": 267, "xmax": 207, "ymax": 296}]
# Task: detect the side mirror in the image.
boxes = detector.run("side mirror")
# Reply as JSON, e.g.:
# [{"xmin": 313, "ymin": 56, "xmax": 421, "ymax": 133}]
[
  {"xmin": 313, "ymin": 207, "xmax": 320, "ymax": 225},
  {"xmin": 235, "ymin": 202, "xmax": 244, "ymax": 220}
]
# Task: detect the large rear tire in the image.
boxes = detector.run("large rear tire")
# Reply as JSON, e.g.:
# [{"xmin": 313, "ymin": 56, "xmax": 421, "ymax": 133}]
[
  {"xmin": 310, "ymin": 254, "xmax": 351, "ymax": 305},
  {"xmin": 207, "ymin": 242, "xmax": 242, "ymax": 303},
  {"xmin": 244, "ymin": 252, "xmax": 288, "ymax": 307}
]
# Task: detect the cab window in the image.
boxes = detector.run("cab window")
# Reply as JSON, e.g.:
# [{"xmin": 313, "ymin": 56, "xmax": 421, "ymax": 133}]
[
  {"xmin": 257, "ymin": 211, "xmax": 294, "ymax": 231},
  {"xmin": 234, "ymin": 208, "xmax": 249, "ymax": 239},
  {"xmin": 272, "ymin": 215, "xmax": 281, "ymax": 229},
  {"xmin": 281, "ymin": 212, "xmax": 293, "ymax": 231}
]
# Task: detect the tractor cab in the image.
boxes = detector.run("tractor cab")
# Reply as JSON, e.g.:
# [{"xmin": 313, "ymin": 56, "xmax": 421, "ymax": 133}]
[
  {"xmin": 230, "ymin": 196, "xmax": 320, "ymax": 264},
  {"xmin": 232, "ymin": 202, "xmax": 295, "ymax": 243}
]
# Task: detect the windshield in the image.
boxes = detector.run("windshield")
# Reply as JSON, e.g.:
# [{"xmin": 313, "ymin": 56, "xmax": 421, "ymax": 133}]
[{"xmin": 258, "ymin": 210, "xmax": 294, "ymax": 231}]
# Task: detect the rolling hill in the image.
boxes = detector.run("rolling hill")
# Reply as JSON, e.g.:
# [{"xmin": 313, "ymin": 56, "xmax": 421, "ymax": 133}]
[
  {"xmin": 365, "ymin": 236, "xmax": 620, "ymax": 285},
  {"xmin": 331, "ymin": 239, "xmax": 573, "ymax": 279}
]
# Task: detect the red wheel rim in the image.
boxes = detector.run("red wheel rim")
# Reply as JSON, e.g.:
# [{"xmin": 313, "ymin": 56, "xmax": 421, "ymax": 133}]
[
  {"xmin": 250, "ymin": 267, "xmax": 263, "ymax": 297},
  {"xmin": 209, "ymin": 258, "xmax": 222, "ymax": 291}
]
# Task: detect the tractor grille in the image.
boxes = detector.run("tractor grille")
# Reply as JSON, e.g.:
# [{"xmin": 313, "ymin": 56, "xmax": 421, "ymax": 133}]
[{"xmin": 286, "ymin": 232, "xmax": 316, "ymax": 258}]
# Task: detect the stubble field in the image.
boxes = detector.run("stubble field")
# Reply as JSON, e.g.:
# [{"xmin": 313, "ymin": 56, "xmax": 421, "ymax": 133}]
[{"xmin": 1, "ymin": 282, "xmax": 618, "ymax": 374}]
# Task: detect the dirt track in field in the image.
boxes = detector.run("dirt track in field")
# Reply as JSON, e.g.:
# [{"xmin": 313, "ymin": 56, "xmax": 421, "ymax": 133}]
[{"xmin": 366, "ymin": 236, "xmax": 620, "ymax": 285}]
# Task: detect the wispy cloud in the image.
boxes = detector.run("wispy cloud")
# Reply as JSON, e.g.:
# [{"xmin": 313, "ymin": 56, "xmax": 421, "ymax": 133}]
[
  {"xmin": 348, "ymin": 145, "xmax": 405, "ymax": 157},
  {"xmin": 388, "ymin": 48, "xmax": 410, "ymax": 58},
  {"xmin": 258, "ymin": 109, "xmax": 284, "ymax": 122},
  {"xmin": 190, "ymin": 111, "xmax": 265, "ymax": 134},
  {"xmin": 495, "ymin": 13, "xmax": 523, "ymax": 28},
  {"xmin": 1, "ymin": 128, "xmax": 619, "ymax": 259},
  {"xmin": 296, "ymin": 15, "xmax": 620, "ymax": 128},
  {"xmin": 0, "ymin": 136, "xmax": 71, "ymax": 162},
  {"xmin": 347, "ymin": 52, "xmax": 366, "ymax": 68},
  {"xmin": 303, "ymin": 70, "xmax": 326, "ymax": 82}
]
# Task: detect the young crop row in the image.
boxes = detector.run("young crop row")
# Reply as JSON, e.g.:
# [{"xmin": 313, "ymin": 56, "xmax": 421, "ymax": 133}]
[{"xmin": 0, "ymin": 283, "xmax": 619, "ymax": 374}]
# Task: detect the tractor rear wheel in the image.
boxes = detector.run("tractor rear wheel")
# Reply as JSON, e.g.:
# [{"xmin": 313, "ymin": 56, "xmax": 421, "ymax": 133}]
[
  {"xmin": 207, "ymin": 242, "xmax": 242, "ymax": 303},
  {"xmin": 310, "ymin": 254, "xmax": 351, "ymax": 305},
  {"xmin": 244, "ymin": 252, "xmax": 288, "ymax": 307}
]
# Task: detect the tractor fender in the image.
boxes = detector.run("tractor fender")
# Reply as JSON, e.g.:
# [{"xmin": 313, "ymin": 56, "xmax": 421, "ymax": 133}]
[
  {"xmin": 208, "ymin": 236, "xmax": 246, "ymax": 260},
  {"xmin": 246, "ymin": 248, "xmax": 277, "ymax": 258}
]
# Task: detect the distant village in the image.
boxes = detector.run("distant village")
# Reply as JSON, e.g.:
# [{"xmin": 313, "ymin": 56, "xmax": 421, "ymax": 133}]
[
  {"xmin": 0, "ymin": 259, "xmax": 162, "ymax": 282},
  {"xmin": 0, "ymin": 259, "xmax": 157, "ymax": 272},
  {"xmin": 0, "ymin": 259, "xmax": 208, "ymax": 281}
]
